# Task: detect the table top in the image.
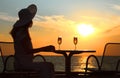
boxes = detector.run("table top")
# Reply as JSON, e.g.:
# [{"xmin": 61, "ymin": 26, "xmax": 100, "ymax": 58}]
[{"xmin": 55, "ymin": 50, "xmax": 96, "ymax": 54}]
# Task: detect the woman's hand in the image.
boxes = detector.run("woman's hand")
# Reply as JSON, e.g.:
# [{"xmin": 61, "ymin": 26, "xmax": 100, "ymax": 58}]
[{"xmin": 43, "ymin": 45, "xmax": 55, "ymax": 52}]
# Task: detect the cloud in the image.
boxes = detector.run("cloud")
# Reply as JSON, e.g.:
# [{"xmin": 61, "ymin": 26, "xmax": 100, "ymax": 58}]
[
  {"xmin": 1, "ymin": 11, "xmax": 120, "ymax": 39},
  {"xmin": 0, "ymin": 12, "xmax": 77, "ymax": 35},
  {"xmin": 103, "ymin": 25, "xmax": 120, "ymax": 33},
  {"xmin": 110, "ymin": 4, "xmax": 120, "ymax": 10},
  {"xmin": 0, "ymin": 12, "xmax": 17, "ymax": 22},
  {"xmin": 33, "ymin": 11, "xmax": 120, "ymax": 39},
  {"xmin": 34, "ymin": 15, "xmax": 76, "ymax": 33}
]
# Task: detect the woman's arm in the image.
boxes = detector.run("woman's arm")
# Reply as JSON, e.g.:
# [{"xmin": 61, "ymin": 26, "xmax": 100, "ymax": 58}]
[
  {"xmin": 31, "ymin": 45, "xmax": 55, "ymax": 53},
  {"xmin": 21, "ymin": 38, "xmax": 55, "ymax": 54}
]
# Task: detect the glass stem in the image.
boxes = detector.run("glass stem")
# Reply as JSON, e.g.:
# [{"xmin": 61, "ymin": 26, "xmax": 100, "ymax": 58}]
[
  {"xmin": 59, "ymin": 45, "xmax": 60, "ymax": 50},
  {"xmin": 75, "ymin": 45, "xmax": 76, "ymax": 50}
]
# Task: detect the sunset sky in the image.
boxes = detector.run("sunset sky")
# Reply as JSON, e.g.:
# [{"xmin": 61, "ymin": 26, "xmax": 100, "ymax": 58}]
[{"xmin": 1, "ymin": 0, "xmax": 120, "ymax": 55}]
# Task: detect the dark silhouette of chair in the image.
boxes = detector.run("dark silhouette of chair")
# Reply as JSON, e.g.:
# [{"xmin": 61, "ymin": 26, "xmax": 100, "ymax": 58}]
[
  {"xmin": 0, "ymin": 47, "xmax": 4, "ymax": 73},
  {"xmin": 85, "ymin": 43, "xmax": 120, "ymax": 78},
  {"xmin": 0, "ymin": 41, "xmax": 47, "ymax": 78}
]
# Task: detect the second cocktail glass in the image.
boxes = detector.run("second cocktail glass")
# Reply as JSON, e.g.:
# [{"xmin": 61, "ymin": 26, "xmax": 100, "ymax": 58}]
[{"xmin": 73, "ymin": 36, "xmax": 78, "ymax": 50}]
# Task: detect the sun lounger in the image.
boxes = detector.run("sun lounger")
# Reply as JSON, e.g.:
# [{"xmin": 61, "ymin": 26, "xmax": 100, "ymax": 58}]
[{"xmin": 85, "ymin": 43, "xmax": 120, "ymax": 78}]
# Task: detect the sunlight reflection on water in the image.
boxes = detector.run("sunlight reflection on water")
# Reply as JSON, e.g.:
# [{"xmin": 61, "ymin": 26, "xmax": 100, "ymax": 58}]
[{"xmin": 71, "ymin": 56, "xmax": 96, "ymax": 72}]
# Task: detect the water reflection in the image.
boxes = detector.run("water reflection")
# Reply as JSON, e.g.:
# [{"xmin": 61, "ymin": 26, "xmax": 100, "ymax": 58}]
[
  {"xmin": 71, "ymin": 56, "xmax": 98, "ymax": 72},
  {"xmin": 0, "ymin": 56, "xmax": 119, "ymax": 72}
]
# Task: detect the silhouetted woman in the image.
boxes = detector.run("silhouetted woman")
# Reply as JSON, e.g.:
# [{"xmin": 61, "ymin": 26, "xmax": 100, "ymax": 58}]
[{"xmin": 10, "ymin": 4, "xmax": 55, "ymax": 78}]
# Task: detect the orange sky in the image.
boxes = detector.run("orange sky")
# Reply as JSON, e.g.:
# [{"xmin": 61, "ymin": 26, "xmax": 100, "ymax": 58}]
[{"xmin": 1, "ymin": 0, "xmax": 120, "ymax": 56}]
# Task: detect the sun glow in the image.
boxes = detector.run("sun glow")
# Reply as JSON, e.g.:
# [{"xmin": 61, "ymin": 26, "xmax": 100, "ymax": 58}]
[{"xmin": 77, "ymin": 24, "xmax": 94, "ymax": 37}]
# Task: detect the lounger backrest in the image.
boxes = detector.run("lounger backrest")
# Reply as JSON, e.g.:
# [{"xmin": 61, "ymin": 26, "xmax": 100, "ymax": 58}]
[
  {"xmin": 101, "ymin": 43, "xmax": 120, "ymax": 71},
  {"xmin": 0, "ymin": 42, "xmax": 15, "ymax": 71},
  {"xmin": 0, "ymin": 42, "xmax": 14, "ymax": 57}
]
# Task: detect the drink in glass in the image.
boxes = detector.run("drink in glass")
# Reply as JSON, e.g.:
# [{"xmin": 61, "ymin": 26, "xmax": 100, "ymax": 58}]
[
  {"xmin": 57, "ymin": 36, "xmax": 62, "ymax": 50},
  {"xmin": 73, "ymin": 37, "xmax": 78, "ymax": 50}
]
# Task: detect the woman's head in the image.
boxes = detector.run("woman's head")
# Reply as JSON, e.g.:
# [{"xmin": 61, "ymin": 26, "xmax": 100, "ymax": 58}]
[
  {"xmin": 10, "ymin": 4, "xmax": 37, "ymax": 39},
  {"xmin": 13, "ymin": 4, "xmax": 37, "ymax": 27}
]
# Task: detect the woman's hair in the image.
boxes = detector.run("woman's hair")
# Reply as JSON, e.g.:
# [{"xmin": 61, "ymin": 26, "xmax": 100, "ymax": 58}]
[{"xmin": 10, "ymin": 21, "xmax": 33, "ymax": 39}]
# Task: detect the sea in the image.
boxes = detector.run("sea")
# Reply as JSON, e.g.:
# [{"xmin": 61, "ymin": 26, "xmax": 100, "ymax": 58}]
[{"xmin": 0, "ymin": 56, "xmax": 120, "ymax": 72}]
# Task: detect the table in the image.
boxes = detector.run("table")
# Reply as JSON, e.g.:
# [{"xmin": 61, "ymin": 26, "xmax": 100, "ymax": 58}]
[{"xmin": 55, "ymin": 50, "xmax": 96, "ymax": 76}]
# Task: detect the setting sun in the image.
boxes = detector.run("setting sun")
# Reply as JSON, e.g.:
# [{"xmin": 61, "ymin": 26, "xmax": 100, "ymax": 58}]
[{"xmin": 77, "ymin": 24, "xmax": 94, "ymax": 37}]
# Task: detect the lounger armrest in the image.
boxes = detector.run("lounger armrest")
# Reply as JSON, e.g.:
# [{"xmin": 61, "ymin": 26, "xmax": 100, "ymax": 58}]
[
  {"xmin": 33, "ymin": 54, "xmax": 46, "ymax": 62},
  {"xmin": 85, "ymin": 55, "xmax": 101, "ymax": 73},
  {"xmin": 4, "ymin": 55, "xmax": 14, "ymax": 72}
]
